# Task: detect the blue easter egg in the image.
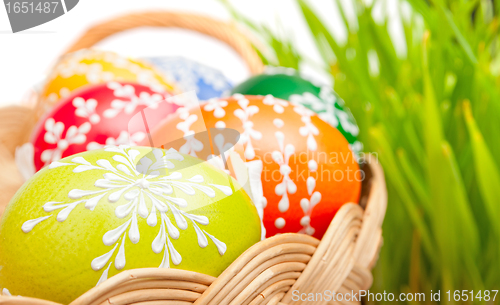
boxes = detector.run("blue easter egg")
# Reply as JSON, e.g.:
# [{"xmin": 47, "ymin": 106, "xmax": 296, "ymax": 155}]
[{"xmin": 144, "ymin": 57, "xmax": 233, "ymax": 100}]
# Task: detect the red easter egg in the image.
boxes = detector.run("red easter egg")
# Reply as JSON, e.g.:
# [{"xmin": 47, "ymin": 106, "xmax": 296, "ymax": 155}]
[
  {"xmin": 142, "ymin": 94, "xmax": 361, "ymax": 239},
  {"xmin": 31, "ymin": 82, "xmax": 178, "ymax": 171}
]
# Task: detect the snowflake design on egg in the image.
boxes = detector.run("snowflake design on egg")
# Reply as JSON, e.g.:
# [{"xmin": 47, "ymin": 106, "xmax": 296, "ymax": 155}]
[
  {"xmin": 103, "ymin": 82, "xmax": 166, "ymax": 118},
  {"xmin": 290, "ymin": 88, "xmax": 363, "ymax": 160},
  {"xmin": 290, "ymin": 87, "xmax": 359, "ymax": 138},
  {"xmin": 290, "ymin": 92, "xmax": 326, "ymax": 116},
  {"xmin": 41, "ymin": 118, "xmax": 91, "ymax": 166},
  {"xmin": 349, "ymin": 141, "xmax": 364, "ymax": 160},
  {"xmin": 320, "ymin": 87, "xmax": 359, "ymax": 137},
  {"xmin": 22, "ymin": 145, "xmax": 231, "ymax": 286}
]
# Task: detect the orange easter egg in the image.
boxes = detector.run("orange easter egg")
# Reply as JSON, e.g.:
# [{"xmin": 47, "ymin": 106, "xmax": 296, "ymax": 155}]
[{"xmin": 142, "ymin": 94, "xmax": 361, "ymax": 239}]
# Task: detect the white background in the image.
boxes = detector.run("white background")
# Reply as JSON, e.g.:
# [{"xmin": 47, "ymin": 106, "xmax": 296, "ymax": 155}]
[
  {"xmin": 0, "ymin": 0, "xmax": 357, "ymax": 106},
  {"xmin": 0, "ymin": 0, "xmax": 405, "ymax": 106}
]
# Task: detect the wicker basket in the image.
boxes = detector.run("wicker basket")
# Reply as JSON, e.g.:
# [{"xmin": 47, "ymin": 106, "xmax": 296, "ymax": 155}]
[{"xmin": 0, "ymin": 12, "xmax": 387, "ymax": 305}]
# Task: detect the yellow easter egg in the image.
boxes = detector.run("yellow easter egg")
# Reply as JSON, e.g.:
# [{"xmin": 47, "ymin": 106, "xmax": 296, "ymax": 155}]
[
  {"xmin": 40, "ymin": 49, "xmax": 177, "ymax": 113},
  {"xmin": 0, "ymin": 146, "xmax": 261, "ymax": 303}
]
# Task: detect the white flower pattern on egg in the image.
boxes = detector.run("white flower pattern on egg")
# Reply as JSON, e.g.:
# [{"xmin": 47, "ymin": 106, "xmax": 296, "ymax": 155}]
[
  {"xmin": 294, "ymin": 106, "xmax": 319, "ymax": 152},
  {"xmin": 232, "ymin": 95, "xmax": 262, "ymax": 160},
  {"xmin": 86, "ymin": 131, "xmax": 146, "ymax": 151},
  {"xmin": 298, "ymin": 176, "xmax": 322, "ymax": 236},
  {"xmin": 47, "ymin": 50, "xmax": 169, "ymax": 101},
  {"xmin": 225, "ymin": 97, "xmax": 323, "ymax": 235},
  {"xmin": 73, "ymin": 97, "xmax": 100, "ymax": 124},
  {"xmin": 203, "ymin": 98, "xmax": 228, "ymax": 118},
  {"xmin": 103, "ymin": 82, "xmax": 166, "ymax": 118},
  {"xmin": 41, "ymin": 119, "xmax": 91, "ymax": 166},
  {"xmin": 272, "ymin": 131, "xmax": 297, "ymax": 213},
  {"xmin": 176, "ymin": 108, "xmax": 204, "ymax": 157},
  {"xmin": 153, "ymin": 96, "xmax": 343, "ymax": 238},
  {"xmin": 263, "ymin": 95, "xmax": 288, "ymax": 114},
  {"xmin": 22, "ymin": 145, "xmax": 231, "ymax": 286}
]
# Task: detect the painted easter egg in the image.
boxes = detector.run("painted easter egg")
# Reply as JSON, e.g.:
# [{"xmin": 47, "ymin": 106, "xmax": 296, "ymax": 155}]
[
  {"xmin": 0, "ymin": 146, "xmax": 261, "ymax": 303},
  {"xmin": 144, "ymin": 56, "xmax": 233, "ymax": 100},
  {"xmin": 39, "ymin": 49, "xmax": 177, "ymax": 115},
  {"xmin": 231, "ymin": 72, "xmax": 362, "ymax": 158},
  {"xmin": 143, "ymin": 95, "xmax": 362, "ymax": 239},
  {"xmin": 31, "ymin": 81, "xmax": 178, "ymax": 172}
]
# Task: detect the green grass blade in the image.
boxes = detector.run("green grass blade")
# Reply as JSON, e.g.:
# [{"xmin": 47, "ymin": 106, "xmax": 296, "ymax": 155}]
[
  {"xmin": 422, "ymin": 32, "xmax": 480, "ymax": 290},
  {"xmin": 396, "ymin": 148, "xmax": 430, "ymax": 212},
  {"xmin": 463, "ymin": 100, "xmax": 500, "ymax": 229},
  {"xmin": 226, "ymin": 0, "xmax": 500, "ymax": 298},
  {"xmin": 369, "ymin": 126, "xmax": 436, "ymax": 261},
  {"xmin": 437, "ymin": 3, "xmax": 478, "ymax": 65},
  {"xmin": 296, "ymin": 0, "xmax": 383, "ymax": 110}
]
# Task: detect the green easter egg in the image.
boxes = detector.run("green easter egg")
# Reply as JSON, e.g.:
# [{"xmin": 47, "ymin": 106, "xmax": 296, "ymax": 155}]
[
  {"xmin": 231, "ymin": 72, "xmax": 362, "ymax": 157},
  {"xmin": 0, "ymin": 146, "xmax": 261, "ymax": 304}
]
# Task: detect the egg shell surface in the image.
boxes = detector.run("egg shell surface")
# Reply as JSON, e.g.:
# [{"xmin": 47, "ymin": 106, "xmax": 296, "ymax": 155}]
[
  {"xmin": 0, "ymin": 146, "xmax": 261, "ymax": 304},
  {"xmin": 142, "ymin": 95, "xmax": 362, "ymax": 239},
  {"xmin": 40, "ymin": 49, "xmax": 177, "ymax": 111},
  {"xmin": 231, "ymin": 73, "xmax": 362, "ymax": 157},
  {"xmin": 31, "ymin": 81, "xmax": 178, "ymax": 171}
]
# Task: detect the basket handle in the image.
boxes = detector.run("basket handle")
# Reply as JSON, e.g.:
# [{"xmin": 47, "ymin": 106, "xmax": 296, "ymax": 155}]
[{"xmin": 63, "ymin": 11, "xmax": 264, "ymax": 74}]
